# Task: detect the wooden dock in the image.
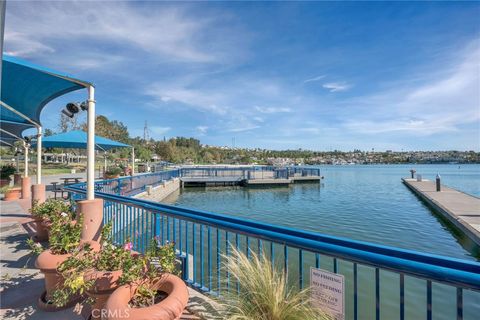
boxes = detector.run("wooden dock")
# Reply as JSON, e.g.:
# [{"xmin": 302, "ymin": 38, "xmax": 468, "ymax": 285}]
[{"xmin": 402, "ymin": 178, "xmax": 480, "ymax": 246}]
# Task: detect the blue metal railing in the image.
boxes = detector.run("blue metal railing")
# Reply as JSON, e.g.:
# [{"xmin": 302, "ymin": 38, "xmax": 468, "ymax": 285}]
[
  {"xmin": 66, "ymin": 170, "xmax": 480, "ymax": 319},
  {"xmin": 77, "ymin": 170, "xmax": 181, "ymax": 197}
]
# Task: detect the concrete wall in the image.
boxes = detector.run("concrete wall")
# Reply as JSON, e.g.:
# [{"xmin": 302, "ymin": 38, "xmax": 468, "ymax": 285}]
[{"xmin": 134, "ymin": 178, "xmax": 180, "ymax": 202}]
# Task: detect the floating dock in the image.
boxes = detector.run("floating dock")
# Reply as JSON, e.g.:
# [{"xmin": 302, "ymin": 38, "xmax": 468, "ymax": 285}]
[
  {"xmin": 244, "ymin": 178, "xmax": 292, "ymax": 186},
  {"xmin": 178, "ymin": 166, "xmax": 322, "ymax": 188},
  {"xmin": 291, "ymin": 176, "xmax": 322, "ymax": 183},
  {"xmin": 402, "ymin": 178, "xmax": 480, "ymax": 246},
  {"xmin": 180, "ymin": 177, "xmax": 243, "ymax": 187}
]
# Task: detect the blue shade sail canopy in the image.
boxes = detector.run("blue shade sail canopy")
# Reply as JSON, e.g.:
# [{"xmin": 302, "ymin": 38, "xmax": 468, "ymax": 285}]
[
  {"xmin": 31, "ymin": 130, "xmax": 130, "ymax": 151},
  {"xmin": 0, "ymin": 121, "xmax": 33, "ymax": 144},
  {"xmin": 1, "ymin": 55, "xmax": 91, "ymax": 126}
]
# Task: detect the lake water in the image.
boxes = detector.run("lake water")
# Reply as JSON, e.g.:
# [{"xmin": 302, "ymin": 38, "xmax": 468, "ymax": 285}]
[
  {"xmin": 164, "ymin": 164, "xmax": 480, "ymax": 260},
  {"xmin": 161, "ymin": 164, "xmax": 479, "ymax": 319}
]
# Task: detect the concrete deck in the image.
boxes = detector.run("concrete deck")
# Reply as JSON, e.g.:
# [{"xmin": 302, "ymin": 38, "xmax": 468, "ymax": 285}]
[
  {"xmin": 0, "ymin": 199, "xmax": 220, "ymax": 319},
  {"xmin": 402, "ymin": 178, "xmax": 480, "ymax": 246}
]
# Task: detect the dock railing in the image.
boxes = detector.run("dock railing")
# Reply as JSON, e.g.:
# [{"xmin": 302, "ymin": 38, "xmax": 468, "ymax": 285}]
[
  {"xmin": 66, "ymin": 169, "xmax": 480, "ymax": 320},
  {"xmin": 177, "ymin": 166, "xmax": 321, "ymax": 180}
]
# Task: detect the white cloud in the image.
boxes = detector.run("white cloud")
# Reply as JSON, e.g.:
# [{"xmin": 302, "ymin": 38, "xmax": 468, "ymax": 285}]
[
  {"xmin": 322, "ymin": 82, "xmax": 352, "ymax": 92},
  {"xmin": 227, "ymin": 125, "xmax": 260, "ymax": 132},
  {"xmin": 342, "ymin": 43, "xmax": 480, "ymax": 136},
  {"xmin": 303, "ymin": 75, "xmax": 326, "ymax": 84},
  {"xmin": 254, "ymin": 106, "xmax": 292, "ymax": 114},
  {"xmin": 4, "ymin": 31, "xmax": 55, "ymax": 56},
  {"xmin": 4, "ymin": 1, "xmax": 246, "ymax": 66},
  {"xmin": 196, "ymin": 126, "xmax": 209, "ymax": 135},
  {"xmin": 146, "ymin": 83, "xmax": 229, "ymax": 115}
]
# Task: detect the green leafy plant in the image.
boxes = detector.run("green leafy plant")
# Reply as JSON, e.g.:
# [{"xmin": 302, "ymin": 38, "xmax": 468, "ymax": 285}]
[
  {"xmin": 52, "ymin": 222, "xmax": 141, "ymax": 307},
  {"xmin": 53, "ymin": 220, "xmax": 178, "ymax": 308},
  {"xmin": 146, "ymin": 238, "xmax": 178, "ymax": 275},
  {"xmin": 223, "ymin": 247, "xmax": 330, "ymax": 320},
  {"xmin": 29, "ymin": 198, "xmax": 75, "ymax": 222},
  {"xmin": 0, "ymin": 185, "xmax": 15, "ymax": 193},
  {"xmin": 128, "ymin": 238, "xmax": 178, "ymax": 308},
  {"xmin": 27, "ymin": 212, "xmax": 82, "ymax": 255},
  {"xmin": 105, "ymin": 167, "xmax": 122, "ymax": 176},
  {"xmin": 0, "ymin": 164, "xmax": 16, "ymax": 179},
  {"xmin": 26, "ymin": 238, "xmax": 43, "ymax": 255},
  {"xmin": 49, "ymin": 215, "xmax": 83, "ymax": 255}
]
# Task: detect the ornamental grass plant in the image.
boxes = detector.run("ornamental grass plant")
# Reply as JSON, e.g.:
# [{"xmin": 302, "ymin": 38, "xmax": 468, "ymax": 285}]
[{"xmin": 223, "ymin": 247, "xmax": 331, "ymax": 320}]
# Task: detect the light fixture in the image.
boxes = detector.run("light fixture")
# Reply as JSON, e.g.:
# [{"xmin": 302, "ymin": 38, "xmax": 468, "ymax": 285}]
[
  {"xmin": 80, "ymin": 101, "xmax": 88, "ymax": 111},
  {"xmin": 66, "ymin": 102, "xmax": 81, "ymax": 114},
  {"xmin": 62, "ymin": 109, "xmax": 74, "ymax": 118},
  {"xmin": 62, "ymin": 101, "xmax": 88, "ymax": 118}
]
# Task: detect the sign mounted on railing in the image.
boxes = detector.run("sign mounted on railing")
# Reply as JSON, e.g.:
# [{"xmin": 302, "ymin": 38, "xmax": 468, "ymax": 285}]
[{"xmin": 310, "ymin": 267, "xmax": 345, "ymax": 320}]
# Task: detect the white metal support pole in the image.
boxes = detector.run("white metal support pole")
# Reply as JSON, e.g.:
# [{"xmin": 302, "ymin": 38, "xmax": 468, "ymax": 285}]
[
  {"xmin": 131, "ymin": 147, "xmax": 135, "ymax": 175},
  {"xmin": 87, "ymin": 86, "xmax": 96, "ymax": 200},
  {"xmin": 23, "ymin": 141, "xmax": 29, "ymax": 177},
  {"xmin": 36, "ymin": 126, "xmax": 42, "ymax": 184},
  {"xmin": 104, "ymin": 152, "xmax": 107, "ymax": 174}
]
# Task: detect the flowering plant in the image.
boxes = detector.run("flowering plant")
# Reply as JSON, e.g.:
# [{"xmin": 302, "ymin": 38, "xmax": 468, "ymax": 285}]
[
  {"xmin": 52, "ymin": 221, "xmax": 141, "ymax": 306},
  {"xmin": 27, "ymin": 210, "xmax": 82, "ymax": 255},
  {"xmin": 127, "ymin": 237, "xmax": 178, "ymax": 308},
  {"xmin": 52, "ymin": 218, "xmax": 179, "ymax": 308},
  {"xmin": 29, "ymin": 198, "xmax": 75, "ymax": 223}
]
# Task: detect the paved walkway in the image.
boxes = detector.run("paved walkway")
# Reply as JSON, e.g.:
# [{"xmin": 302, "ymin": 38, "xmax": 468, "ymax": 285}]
[
  {"xmin": 0, "ymin": 200, "xmax": 83, "ymax": 320},
  {"xmin": 0, "ymin": 199, "xmax": 221, "ymax": 319},
  {"xmin": 402, "ymin": 178, "xmax": 480, "ymax": 246}
]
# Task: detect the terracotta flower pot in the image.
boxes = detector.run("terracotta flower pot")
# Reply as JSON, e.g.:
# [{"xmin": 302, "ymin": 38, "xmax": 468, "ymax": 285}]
[
  {"xmin": 105, "ymin": 274, "xmax": 189, "ymax": 320},
  {"xmin": 3, "ymin": 187, "xmax": 21, "ymax": 201},
  {"xmin": 84, "ymin": 269, "xmax": 124, "ymax": 320},
  {"xmin": 32, "ymin": 216, "xmax": 49, "ymax": 242},
  {"xmin": 104, "ymin": 174, "xmax": 120, "ymax": 180},
  {"xmin": 35, "ymin": 249, "xmax": 83, "ymax": 311}
]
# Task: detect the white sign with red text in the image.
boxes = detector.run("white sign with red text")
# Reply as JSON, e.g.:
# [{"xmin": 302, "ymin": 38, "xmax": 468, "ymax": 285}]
[{"xmin": 310, "ymin": 267, "xmax": 345, "ymax": 320}]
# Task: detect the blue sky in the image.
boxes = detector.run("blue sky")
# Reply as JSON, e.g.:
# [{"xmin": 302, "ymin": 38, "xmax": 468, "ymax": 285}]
[{"xmin": 4, "ymin": 1, "xmax": 480, "ymax": 151}]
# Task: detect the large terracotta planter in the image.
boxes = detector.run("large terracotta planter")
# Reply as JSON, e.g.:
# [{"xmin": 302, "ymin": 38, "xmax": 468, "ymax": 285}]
[
  {"xmin": 3, "ymin": 187, "xmax": 21, "ymax": 201},
  {"xmin": 85, "ymin": 269, "xmax": 124, "ymax": 320},
  {"xmin": 105, "ymin": 274, "xmax": 189, "ymax": 320},
  {"xmin": 35, "ymin": 249, "xmax": 83, "ymax": 311}
]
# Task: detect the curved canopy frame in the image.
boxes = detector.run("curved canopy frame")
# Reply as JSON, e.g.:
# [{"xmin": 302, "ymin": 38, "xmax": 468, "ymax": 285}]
[
  {"xmin": 1, "ymin": 55, "xmax": 91, "ymax": 127},
  {"xmin": 0, "ymin": 55, "xmax": 93, "ymax": 187}
]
